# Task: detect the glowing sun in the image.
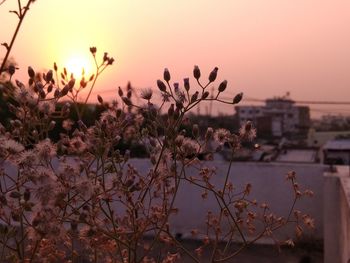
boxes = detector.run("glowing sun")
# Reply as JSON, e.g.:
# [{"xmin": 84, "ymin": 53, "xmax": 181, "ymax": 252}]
[{"xmin": 65, "ymin": 54, "xmax": 93, "ymax": 79}]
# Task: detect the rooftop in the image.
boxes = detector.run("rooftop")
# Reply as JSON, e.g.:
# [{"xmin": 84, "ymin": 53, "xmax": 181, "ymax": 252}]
[
  {"xmin": 276, "ymin": 149, "xmax": 318, "ymax": 163},
  {"xmin": 323, "ymin": 140, "xmax": 350, "ymax": 151}
]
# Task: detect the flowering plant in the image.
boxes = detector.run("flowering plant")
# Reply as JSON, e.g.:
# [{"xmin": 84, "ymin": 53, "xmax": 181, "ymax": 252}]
[{"xmin": 0, "ymin": 1, "xmax": 314, "ymax": 262}]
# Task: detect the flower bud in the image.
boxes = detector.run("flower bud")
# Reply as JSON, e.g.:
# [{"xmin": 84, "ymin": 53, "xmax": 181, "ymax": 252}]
[
  {"xmin": 122, "ymin": 97, "xmax": 132, "ymax": 106},
  {"xmin": 68, "ymin": 79, "xmax": 75, "ymax": 91},
  {"xmin": 49, "ymin": 121, "xmax": 56, "ymax": 130},
  {"xmin": 193, "ymin": 65, "xmax": 201, "ymax": 80},
  {"xmin": 24, "ymin": 189, "xmax": 31, "ymax": 201},
  {"xmin": 47, "ymin": 84, "xmax": 53, "ymax": 93},
  {"xmin": 54, "ymin": 88, "xmax": 60, "ymax": 98},
  {"xmin": 61, "ymin": 85, "xmax": 70, "ymax": 96},
  {"xmin": 208, "ymin": 67, "xmax": 218, "ymax": 83},
  {"xmin": 218, "ymin": 80, "xmax": 227, "ymax": 92},
  {"xmin": 39, "ymin": 89, "xmax": 46, "ymax": 99},
  {"xmin": 127, "ymin": 89, "xmax": 132, "ymax": 99},
  {"xmin": 190, "ymin": 91, "xmax": 199, "ymax": 103},
  {"xmin": 233, "ymin": 92, "xmax": 243, "ymax": 104},
  {"xmin": 90, "ymin": 47, "xmax": 97, "ymax": 55},
  {"xmin": 202, "ymin": 91, "xmax": 210, "ymax": 100},
  {"xmin": 163, "ymin": 68, "xmax": 171, "ymax": 82},
  {"xmin": 118, "ymin": 86, "xmax": 123, "ymax": 97},
  {"xmin": 28, "ymin": 66, "xmax": 35, "ymax": 78},
  {"xmin": 108, "ymin": 57, "xmax": 115, "ymax": 65},
  {"xmin": 173, "ymin": 82, "xmax": 179, "ymax": 92},
  {"xmin": 205, "ymin": 127, "xmax": 214, "ymax": 141},
  {"xmin": 8, "ymin": 65, "xmax": 15, "ymax": 75},
  {"xmin": 103, "ymin": 52, "xmax": 109, "ymax": 62},
  {"xmin": 168, "ymin": 104, "xmax": 174, "ymax": 117},
  {"xmin": 32, "ymin": 129, "xmax": 38, "ymax": 138},
  {"xmin": 184, "ymin": 78, "xmax": 190, "ymax": 91},
  {"xmin": 46, "ymin": 70, "xmax": 53, "ymax": 82},
  {"xmin": 157, "ymin": 80, "xmax": 167, "ymax": 92},
  {"xmin": 176, "ymin": 101, "xmax": 183, "ymax": 110}
]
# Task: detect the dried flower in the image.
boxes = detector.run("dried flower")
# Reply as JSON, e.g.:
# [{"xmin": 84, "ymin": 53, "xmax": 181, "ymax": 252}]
[
  {"xmin": 239, "ymin": 121, "xmax": 256, "ymax": 141},
  {"xmin": 214, "ymin": 128, "xmax": 230, "ymax": 145},
  {"xmin": 90, "ymin": 46, "xmax": 97, "ymax": 55},
  {"xmin": 140, "ymin": 88, "xmax": 153, "ymax": 100}
]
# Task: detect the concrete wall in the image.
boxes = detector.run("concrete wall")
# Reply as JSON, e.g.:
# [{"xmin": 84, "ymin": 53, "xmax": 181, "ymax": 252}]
[
  {"xmin": 324, "ymin": 170, "xmax": 350, "ymax": 263},
  {"xmin": 131, "ymin": 160, "xmax": 325, "ymax": 242}
]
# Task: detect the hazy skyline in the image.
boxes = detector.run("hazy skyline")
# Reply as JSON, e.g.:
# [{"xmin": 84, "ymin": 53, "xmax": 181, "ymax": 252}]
[{"xmin": 1, "ymin": 0, "xmax": 350, "ymax": 116}]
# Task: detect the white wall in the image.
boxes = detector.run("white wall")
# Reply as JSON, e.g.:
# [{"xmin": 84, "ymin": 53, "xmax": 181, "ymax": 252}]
[
  {"xmin": 131, "ymin": 160, "xmax": 325, "ymax": 242},
  {"xmin": 324, "ymin": 171, "xmax": 350, "ymax": 263}
]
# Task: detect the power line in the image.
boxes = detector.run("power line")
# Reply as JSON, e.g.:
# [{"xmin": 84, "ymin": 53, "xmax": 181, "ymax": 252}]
[{"xmin": 244, "ymin": 97, "xmax": 350, "ymax": 105}]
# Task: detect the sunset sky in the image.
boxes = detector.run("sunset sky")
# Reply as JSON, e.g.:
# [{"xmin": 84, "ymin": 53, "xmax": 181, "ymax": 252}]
[{"xmin": 1, "ymin": 0, "xmax": 350, "ymax": 116}]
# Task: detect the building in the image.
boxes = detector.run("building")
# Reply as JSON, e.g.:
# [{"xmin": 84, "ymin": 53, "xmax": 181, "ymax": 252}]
[
  {"xmin": 235, "ymin": 95, "xmax": 310, "ymax": 138},
  {"xmin": 323, "ymin": 139, "xmax": 350, "ymax": 165}
]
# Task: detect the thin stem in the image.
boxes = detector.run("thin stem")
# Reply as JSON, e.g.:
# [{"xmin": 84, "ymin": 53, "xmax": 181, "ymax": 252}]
[{"xmin": 0, "ymin": 0, "xmax": 34, "ymax": 74}]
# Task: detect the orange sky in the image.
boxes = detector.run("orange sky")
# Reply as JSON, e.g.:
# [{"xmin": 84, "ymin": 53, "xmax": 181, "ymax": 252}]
[{"xmin": 1, "ymin": 0, "xmax": 350, "ymax": 116}]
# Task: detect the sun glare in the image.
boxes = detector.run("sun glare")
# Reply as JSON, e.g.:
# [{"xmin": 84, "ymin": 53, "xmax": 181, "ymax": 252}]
[{"xmin": 65, "ymin": 55, "xmax": 93, "ymax": 79}]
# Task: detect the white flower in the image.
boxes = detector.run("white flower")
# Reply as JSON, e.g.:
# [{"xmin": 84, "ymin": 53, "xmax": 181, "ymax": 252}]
[
  {"xmin": 38, "ymin": 100, "xmax": 55, "ymax": 115},
  {"xmin": 35, "ymin": 139, "xmax": 56, "ymax": 161},
  {"xmin": 1, "ymin": 138, "xmax": 24, "ymax": 153},
  {"xmin": 239, "ymin": 121, "xmax": 256, "ymax": 141},
  {"xmin": 214, "ymin": 128, "xmax": 230, "ymax": 145},
  {"xmin": 140, "ymin": 88, "xmax": 153, "ymax": 100},
  {"xmin": 180, "ymin": 138, "xmax": 200, "ymax": 157}
]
